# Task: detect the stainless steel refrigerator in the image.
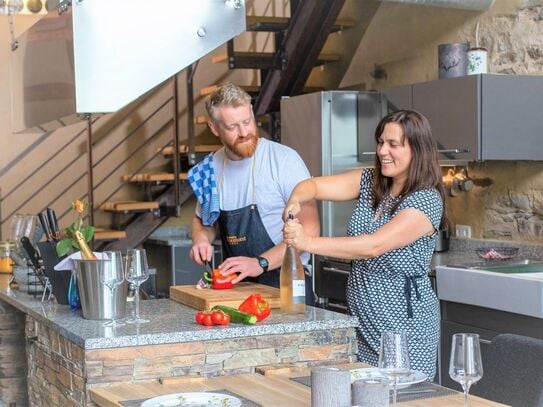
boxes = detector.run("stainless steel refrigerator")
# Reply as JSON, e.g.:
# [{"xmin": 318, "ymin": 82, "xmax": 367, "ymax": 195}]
[{"xmin": 280, "ymin": 90, "xmax": 387, "ymax": 310}]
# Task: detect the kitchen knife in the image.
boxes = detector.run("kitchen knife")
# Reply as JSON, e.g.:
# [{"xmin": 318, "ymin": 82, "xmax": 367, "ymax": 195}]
[
  {"xmin": 46, "ymin": 208, "xmax": 60, "ymax": 241},
  {"xmin": 204, "ymin": 260, "xmax": 214, "ymax": 275},
  {"xmin": 20, "ymin": 236, "xmax": 44, "ymax": 272},
  {"xmin": 38, "ymin": 212, "xmax": 52, "ymax": 241},
  {"xmin": 20, "ymin": 237, "xmax": 49, "ymax": 288}
]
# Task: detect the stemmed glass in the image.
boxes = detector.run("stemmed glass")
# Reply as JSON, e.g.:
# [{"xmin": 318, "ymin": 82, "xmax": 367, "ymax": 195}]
[
  {"xmin": 125, "ymin": 249, "xmax": 149, "ymax": 324},
  {"xmin": 449, "ymin": 333, "xmax": 483, "ymax": 407},
  {"xmin": 99, "ymin": 251, "xmax": 125, "ymax": 327},
  {"xmin": 378, "ymin": 330, "xmax": 411, "ymax": 406}
]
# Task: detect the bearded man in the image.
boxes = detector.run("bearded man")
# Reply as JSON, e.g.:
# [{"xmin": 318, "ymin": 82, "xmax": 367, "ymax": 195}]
[{"xmin": 189, "ymin": 83, "xmax": 319, "ymax": 295}]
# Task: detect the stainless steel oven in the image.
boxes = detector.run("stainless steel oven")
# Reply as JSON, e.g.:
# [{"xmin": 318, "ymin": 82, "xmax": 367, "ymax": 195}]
[{"xmin": 315, "ymin": 256, "xmax": 351, "ymax": 313}]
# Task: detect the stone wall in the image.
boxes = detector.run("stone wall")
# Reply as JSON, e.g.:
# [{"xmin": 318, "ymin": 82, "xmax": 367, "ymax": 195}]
[
  {"xmin": 24, "ymin": 315, "xmax": 356, "ymax": 406},
  {"xmin": 0, "ymin": 301, "xmax": 27, "ymax": 406},
  {"xmin": 447, "ymin": 5, "xmax": 543, "ymax": 241},
  {"xmin": 446, "ymin": 161, "xmax": 543, "ymax": 242},
  {"xmin": 342, "ymin": 1, "xmax": 543, "ymax": 242}
]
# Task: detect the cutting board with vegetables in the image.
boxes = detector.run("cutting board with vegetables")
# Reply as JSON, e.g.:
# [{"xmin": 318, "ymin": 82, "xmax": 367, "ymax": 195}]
[{"xmin": 169, "ymin": 282, "xmax": 280, "ymax": 310}]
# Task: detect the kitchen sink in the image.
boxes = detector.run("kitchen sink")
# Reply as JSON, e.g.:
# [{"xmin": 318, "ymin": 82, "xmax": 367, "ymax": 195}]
[
  {"xmin": 472, "ymin": 260, "xmax": 543, "ymax": 274},
  {"xmin": 436, "ymin": 261, "xmax": 543, "ymax": 319}
]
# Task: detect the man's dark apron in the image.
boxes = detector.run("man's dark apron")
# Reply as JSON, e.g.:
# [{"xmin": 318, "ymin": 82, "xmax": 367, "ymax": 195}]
[
  {"xmin": 217, "ymin": 152, "xmax": 279, "ymax": 287},
  {"xmin": 217, "ymin": 150, "xmax": 313, "ymax": 302},
  {"xmin": 218, "ymin": 204, "xmax": 279, "ymax": 287}
]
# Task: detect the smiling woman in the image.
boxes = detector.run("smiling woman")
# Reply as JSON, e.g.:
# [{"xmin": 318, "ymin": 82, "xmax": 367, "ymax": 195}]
[
  {"xmin": 283, "ymin": 109, "xmax": 446, "ymax": 380},
  {"xmin": 376, "ymin": 122, "xmax": 413, "ymax": 191}
]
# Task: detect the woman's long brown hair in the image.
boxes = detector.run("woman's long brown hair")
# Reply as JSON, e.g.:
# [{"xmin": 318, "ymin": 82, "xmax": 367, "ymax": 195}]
[{"xmin": 372, "ymin": 110, "xmax": 447, "ymax": 230}]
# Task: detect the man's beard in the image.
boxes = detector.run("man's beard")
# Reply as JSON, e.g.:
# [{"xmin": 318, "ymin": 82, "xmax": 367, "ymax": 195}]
[{"xmin": 227, "ymin": 132, "xmax": 259, "ymax": 158}]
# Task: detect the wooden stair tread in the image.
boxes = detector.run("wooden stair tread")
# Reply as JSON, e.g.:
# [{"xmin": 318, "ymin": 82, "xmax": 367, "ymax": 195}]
[
  {"xmin": 99, "ymin": 201, "xmax": 159, "ymax": 211},
  {"xmin": 159, "ymin": 144, "xmax": 222, "ymax": 155},
  {"xmin": 200, "ymin": 84, "xmax": 262, "ymax": 96},
  {"xmin": 145, "ymin": 173, "xmax": 189, "ymax": 182},
  {"xmin": 120, "ymin": 174, "xmax": 148, "ymax": 182},
  {"xmin": 201, "ymin": 84, "xmax": 323, "ymax": 97},
  {"xmin": 195, "ymin": 115, "xmax": 208, "ymax": 124},
  {"xmin": 212, "ymin": 51, "xmax": 340, "ymax": 67},
  {"xmin": 94, "ymin": 228, "xmax": 127, "ymax": 240},
  {"xmin": 122, "ymin": 173, "xmax": 189, "ymax": 182},
  {"xmin": 246, "ymin": 15, "xmax": 355, "ymax": 32}
]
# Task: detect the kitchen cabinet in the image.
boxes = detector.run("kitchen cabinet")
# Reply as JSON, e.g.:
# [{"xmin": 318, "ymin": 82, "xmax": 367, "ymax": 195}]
[
  {"xmin": 383, "ymin": 74, "xmax": 543, "ymax": 161},
  {"xmin": 439, "ymin": 301, "xmax": 543, "ymax": 389}
]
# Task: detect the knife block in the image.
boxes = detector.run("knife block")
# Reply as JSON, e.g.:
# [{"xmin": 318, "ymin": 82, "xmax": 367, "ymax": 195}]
[{"xmin": 38, "ymin": 241, "xmax": 70, "ymax": 305}]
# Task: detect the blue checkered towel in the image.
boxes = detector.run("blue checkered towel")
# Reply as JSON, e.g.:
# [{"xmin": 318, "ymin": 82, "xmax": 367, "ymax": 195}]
[{"xmin": 188, "ymin": 153, "xmax": 220, "ymax": 226}]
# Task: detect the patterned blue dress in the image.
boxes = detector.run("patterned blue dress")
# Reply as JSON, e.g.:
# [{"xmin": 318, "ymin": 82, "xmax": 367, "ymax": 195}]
[{"xmin": 346, "ymin": 169, "xmax": 442, "ymax": 380}]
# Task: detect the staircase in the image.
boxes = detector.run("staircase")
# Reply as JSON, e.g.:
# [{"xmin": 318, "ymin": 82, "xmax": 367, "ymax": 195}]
[
  {"xmin": 199, "ymin": 1, "xmax": 358, "ymax": 139},
  {"xmin": 1, "ymin": 0, "xmax": 375, "ymax": 252}
]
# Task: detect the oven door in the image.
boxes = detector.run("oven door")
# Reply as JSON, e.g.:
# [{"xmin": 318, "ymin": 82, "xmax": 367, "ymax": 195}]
[{"xmin": 315, "ymin": 256, "xmax": 351, "ymax": 313}]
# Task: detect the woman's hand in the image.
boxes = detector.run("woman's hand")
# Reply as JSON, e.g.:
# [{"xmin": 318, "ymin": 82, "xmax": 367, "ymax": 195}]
[
  {"xmin": 283, "ymin": 200, "xmax": 301, "ymax": 221},
  {"xmin": 283, "ymin": 218, "xmax": 312, "ymax": 252}
]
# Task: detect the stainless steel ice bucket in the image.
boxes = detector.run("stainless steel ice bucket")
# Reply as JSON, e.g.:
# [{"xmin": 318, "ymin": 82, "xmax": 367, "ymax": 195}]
[{"xmin": 73, "ymin": 259, "xmax": 127, "ymax": 320}]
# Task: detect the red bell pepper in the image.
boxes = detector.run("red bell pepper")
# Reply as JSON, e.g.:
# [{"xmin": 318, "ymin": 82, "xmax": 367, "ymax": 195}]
[
  {"xmin": 204, "ymin": 268, "xmax": 236, "ymax": 289},
  {"xmin": 238, "ymin": 293, "xmax": 271, "ymax": 321}
]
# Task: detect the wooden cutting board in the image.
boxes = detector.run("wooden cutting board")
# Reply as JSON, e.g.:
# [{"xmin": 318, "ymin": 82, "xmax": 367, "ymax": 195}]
[{"xmin": 169, "ymin": 282, "xmax": 280, "ymax": 310}]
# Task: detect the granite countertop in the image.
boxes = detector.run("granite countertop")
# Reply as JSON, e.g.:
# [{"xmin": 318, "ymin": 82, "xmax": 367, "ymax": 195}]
[
  {"xmin": 3, "ymin": 237, "xmax": 539, "ymax": 351},
  {"xmin": 0, "ymin": 289, "xmax": 358, "ymax": 350}
]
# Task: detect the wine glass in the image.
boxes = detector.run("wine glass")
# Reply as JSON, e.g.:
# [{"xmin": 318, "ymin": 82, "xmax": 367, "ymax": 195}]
[
  {"xmin": 124, "ymin": 249, "xmax": 149, "ymax": 324},
  {"xmin": 99, "ymin": 251, "xmax": 125, "ymax": 327},
  {"xmin": 378, "ymin": 330, "xmax": 411, "ymax": 407},
  {"xmin": 449, "ymin": 333, "xmax": 483, "ymax": 407}
]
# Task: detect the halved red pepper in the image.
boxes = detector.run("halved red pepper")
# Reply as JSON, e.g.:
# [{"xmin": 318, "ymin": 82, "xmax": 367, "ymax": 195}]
[
  {"xmin": 204, "ymin": 268, "xmax": 236, "ymax": 289},
  {"xmin": 238, "ymin": 293, "xmax": 271, "ymax": 321}
]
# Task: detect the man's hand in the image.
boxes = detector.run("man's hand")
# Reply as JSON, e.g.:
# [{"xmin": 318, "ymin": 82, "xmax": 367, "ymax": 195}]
[
  {"xmin": 190, "ymin": 240, "xmax": 213, "ymax": 265},
  {"xmin": 218, "ymin": 256, "xmax": 264, "ymax": 284}
]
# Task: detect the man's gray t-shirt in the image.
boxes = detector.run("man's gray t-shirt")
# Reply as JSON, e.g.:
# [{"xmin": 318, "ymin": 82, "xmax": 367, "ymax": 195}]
[{"xmin": 196, "ymin": 138, "xmax": 311, "ymax": 263}]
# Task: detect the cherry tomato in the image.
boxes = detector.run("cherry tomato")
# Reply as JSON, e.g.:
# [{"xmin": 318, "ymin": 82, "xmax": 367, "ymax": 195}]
[
  {"xmin": 223, "ymin": 313, "xmax": 231, "ymax": 324},
  {"xmin": 211, "ymin": 310, "xmax": 229, "ymax": 325},
  {"xmin": 202, "ymin": 313, "xmax": 214, "ymax": 326},
  {"xmin": 195, "ymin": 311, "xmax": 205, "ymax": 325}
]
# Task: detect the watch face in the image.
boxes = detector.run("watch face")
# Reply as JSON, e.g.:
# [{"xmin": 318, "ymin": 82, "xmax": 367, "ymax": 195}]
[{"xmin": 258, "ymin": 257, "xmax": 269, "ymax": 269}]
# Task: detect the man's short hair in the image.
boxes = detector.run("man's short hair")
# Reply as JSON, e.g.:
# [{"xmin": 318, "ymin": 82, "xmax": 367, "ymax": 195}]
[{"xmin": 205, "ymin": 83, "xmax": 252, "ymax": 121}]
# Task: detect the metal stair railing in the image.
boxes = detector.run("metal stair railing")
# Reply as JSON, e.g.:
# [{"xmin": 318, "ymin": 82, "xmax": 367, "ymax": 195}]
[{"xmin": 0, "ymin": 76, "xmax": 179, "ymax": 237}]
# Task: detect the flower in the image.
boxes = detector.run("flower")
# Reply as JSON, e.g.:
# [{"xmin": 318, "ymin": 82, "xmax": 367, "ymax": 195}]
[
  {"xmin": 55, "ymin": 200, "xmax": 95, "ymax": 257},
  {"xmin": 73, "ymin": 199, "xmax": 85, "ymax": 214}
]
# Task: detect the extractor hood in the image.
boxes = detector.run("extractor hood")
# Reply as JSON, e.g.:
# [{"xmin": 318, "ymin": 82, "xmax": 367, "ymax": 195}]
[{"xmin": 10, "ymin": 0, "xmax": 246, "ymax": 133}]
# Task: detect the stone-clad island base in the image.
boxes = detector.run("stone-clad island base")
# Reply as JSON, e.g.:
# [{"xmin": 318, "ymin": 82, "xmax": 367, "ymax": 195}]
[{"xmin": 0, "ymin": 292, "xmax": 358, "ymax": 407}]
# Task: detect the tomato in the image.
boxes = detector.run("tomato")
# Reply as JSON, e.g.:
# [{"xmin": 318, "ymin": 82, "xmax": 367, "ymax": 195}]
[
  {"xmin": 211, "ymin": 310, "xmax": 230, "ymax": 325},
  {"xmin": 195, "ymin": 311, "xmax": 206, "ymax": 325},
  {"xmin": 202, "ymin": 313, "xmax": 214, "ymax": 326}
]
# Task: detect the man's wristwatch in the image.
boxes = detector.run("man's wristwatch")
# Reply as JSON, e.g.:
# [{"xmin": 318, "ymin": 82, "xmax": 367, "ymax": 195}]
[{"xmin": 256, "ymin": 256, "xmax": 269, "ymax": 273}]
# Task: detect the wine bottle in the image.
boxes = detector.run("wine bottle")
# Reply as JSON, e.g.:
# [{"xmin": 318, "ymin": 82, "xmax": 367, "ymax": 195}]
[
  {"xmin": 74, "ymin": 230, "xmax": 97, "ymax": 260},
  {"xmin": 280, "ymin": 213, "xmax": 306, "ymax": 314}
]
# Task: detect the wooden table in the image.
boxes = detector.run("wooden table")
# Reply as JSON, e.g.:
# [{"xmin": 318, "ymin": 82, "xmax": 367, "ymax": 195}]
[{"xmin": 90, "ymin": 363, "xmax": 507, "ymax": 407}]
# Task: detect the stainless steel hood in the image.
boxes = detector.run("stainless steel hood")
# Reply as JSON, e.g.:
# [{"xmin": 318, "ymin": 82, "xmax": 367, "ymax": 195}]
[{"xmin": 10, "ymin": 0, "xmax": 246, "ymax": 133}]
